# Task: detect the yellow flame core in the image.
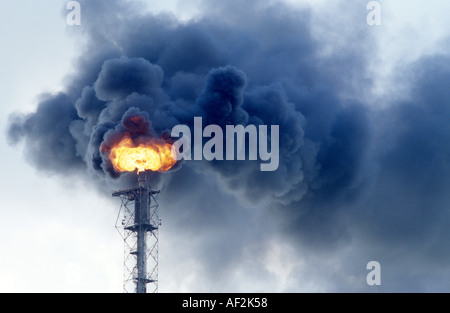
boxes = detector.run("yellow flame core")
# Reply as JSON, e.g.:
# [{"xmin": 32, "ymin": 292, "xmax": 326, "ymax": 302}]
[{"xmin": 110, "ymin": 136, "xmax": 176, "ymax": 173}]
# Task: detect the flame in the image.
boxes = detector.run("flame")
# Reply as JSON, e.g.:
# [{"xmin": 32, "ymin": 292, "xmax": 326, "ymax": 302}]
[{"xmin": 109, "ymin": 135, "xmax": 177, "ymax": 173}]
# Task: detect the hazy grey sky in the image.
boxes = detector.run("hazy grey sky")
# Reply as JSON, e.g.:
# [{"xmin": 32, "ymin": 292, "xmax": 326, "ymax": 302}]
[{"xmin": 1, "ymin": 0, "xmax": 450, "ymax": 292}]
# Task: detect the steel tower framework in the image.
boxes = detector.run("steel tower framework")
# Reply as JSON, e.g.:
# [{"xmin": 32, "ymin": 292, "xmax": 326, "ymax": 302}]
[{"xmin": 113, "ymin": 173, "xmax": 161, "ymax": 293}]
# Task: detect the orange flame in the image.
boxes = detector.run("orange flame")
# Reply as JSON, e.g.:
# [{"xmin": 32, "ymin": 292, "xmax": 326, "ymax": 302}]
[{"xmin": 109, "ymin": 135, "xmax": 177, "ymax": 173}]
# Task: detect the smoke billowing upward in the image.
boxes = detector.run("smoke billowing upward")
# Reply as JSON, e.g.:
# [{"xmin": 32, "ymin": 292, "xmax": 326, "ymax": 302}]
[
  {"xmin": 6, "ymin": 0, "xmax": 450, "ymax": 291},
  {"xmin": 8, "ymin": 0, "xmax": 369, "ymax": 205}
]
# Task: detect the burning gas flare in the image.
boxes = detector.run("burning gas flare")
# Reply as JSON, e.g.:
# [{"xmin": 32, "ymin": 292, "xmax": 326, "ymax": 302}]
[{"xmin": 108, "ymin": 135, "xmax": 177, "ymax": 173}]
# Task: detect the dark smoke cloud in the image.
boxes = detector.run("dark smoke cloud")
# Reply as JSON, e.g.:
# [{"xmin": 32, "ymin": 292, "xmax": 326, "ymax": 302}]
[
  {"xmin": 8, "ymin": 92, "xmax": 84, "ymax": 173},
  {"xmin": 6, "ymin": 0, "xmax": 450, "ymax": 291}
]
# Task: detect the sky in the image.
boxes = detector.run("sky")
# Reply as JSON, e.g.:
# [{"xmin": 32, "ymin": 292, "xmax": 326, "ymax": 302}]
[{"xmin": 0, "ymin": 0, "xmax": 449, "ymax": 293}]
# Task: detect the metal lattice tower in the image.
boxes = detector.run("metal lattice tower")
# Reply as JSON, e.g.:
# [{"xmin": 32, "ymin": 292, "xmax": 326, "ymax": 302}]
[{"xmin": 113, "ymin": 172, "xmax": 161, "ymax": 293}]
